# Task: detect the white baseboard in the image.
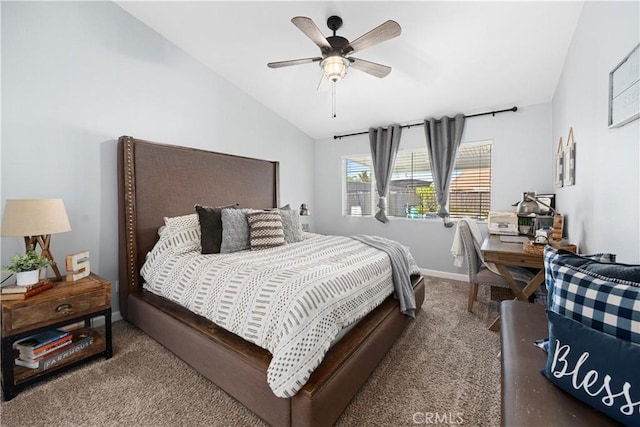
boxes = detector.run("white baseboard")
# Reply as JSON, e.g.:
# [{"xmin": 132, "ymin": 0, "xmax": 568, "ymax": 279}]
[
  {"xmin": 90, "ymin": 311, "xmax": 123, "ymax": 327},
  {"xmin": 419, "ymin": 268, "xmax": 468, "ymax": 282}
]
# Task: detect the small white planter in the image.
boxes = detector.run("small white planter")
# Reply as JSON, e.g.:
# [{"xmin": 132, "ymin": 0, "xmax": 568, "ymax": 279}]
[{"xmin": 16, "ymin": 269, "xmax": 40, "ymax": 286}]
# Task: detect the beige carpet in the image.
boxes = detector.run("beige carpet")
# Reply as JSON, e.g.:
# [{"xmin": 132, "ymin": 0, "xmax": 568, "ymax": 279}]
[{"xmin": 1, "ymin": 277, "xmax": 501, "ymax": 426}]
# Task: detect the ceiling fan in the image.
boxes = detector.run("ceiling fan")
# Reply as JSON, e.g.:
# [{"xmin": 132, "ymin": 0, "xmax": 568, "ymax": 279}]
[{"xmin": 267, "ymin": 15, "xmax": 401, "ymax": 89}]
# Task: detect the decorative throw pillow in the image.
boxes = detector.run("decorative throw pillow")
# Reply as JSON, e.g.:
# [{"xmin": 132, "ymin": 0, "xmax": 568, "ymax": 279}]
[
  {"xmin": 164, "ymin": 213, "xmax": 200, "ymax": 254},
  {"xmin": 544, "ymin": 246, "xmax": 640, "ymax": 343},
  {"xmin": 220, "ymin": 208, "xmax": 254, "ymax": 254},
  {"xmin": 542, "ymin": 310, "xmax": 640, "ymax": 426},
  {"xmin": 195, "ymin": 203, "xmax": 239, "ymax": 254},
  {"xmin": 277, "ymin": 205, "xmax": 304, "ymax": 244},
  {"xmin": 246, "ymin": 210, "xmax": 285, "ymax": 250},
  {"xmin": 544, "ymin": 248, "xmax": 617, "ymax": 307}
]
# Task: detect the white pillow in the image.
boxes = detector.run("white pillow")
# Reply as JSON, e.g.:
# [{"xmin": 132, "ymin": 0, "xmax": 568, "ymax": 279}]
[
  {"xmin": 164, "ymin": 213, "xmax": 201, "ymax": 254},
  {"xmin": 141, "ymin": 225, "xmax": 173, "ymax": 288}
]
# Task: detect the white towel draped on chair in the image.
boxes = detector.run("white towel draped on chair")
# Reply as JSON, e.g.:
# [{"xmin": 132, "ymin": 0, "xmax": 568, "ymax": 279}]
[{"xmin": 451, "ymin": 218, "xmax": 502, "ymax": 275}]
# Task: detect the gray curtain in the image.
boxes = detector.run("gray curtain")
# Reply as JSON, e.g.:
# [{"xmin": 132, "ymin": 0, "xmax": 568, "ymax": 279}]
[
  {"xmin": 424, "ymin": 114, "xmax": 465, "ymax": 227},
  {"xmin": 368, "ymin": 124, "xmax": 402, "ymax": 223}
]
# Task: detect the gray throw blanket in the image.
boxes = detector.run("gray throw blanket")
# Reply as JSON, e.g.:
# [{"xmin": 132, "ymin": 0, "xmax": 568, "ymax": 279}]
[{"xmin": 351, "ymin": 235, "xmax": 419, "ymax": 318}]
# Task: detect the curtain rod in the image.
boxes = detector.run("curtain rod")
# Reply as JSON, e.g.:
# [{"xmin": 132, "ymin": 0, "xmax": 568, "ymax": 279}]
[{"xmin": 332, "ymin": 106, "xmax": 518, "ymax": 140}]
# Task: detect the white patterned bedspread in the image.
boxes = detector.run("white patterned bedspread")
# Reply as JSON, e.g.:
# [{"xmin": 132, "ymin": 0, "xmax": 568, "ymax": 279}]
[{"xmin": 141, "ymin": 232, "xmax": 419, "ymax": 397}]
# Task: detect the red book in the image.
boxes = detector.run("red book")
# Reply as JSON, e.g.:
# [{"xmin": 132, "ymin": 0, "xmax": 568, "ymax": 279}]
[
  {"xmin": 0, "ymin": 282, "xmax": 54, "ymax": 301},
  {"xmin": 19, "ymin": 339, "xmax": 74, "ymax": 361},
  {"xmin": 32, "ymin": 335, "xmax": 72, "ymax": 355}
]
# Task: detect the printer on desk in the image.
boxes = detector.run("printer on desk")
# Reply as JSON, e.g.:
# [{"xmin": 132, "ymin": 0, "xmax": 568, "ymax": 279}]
[{"xmin": 488, "ymin": 211, "xmax": 519, "ymax": 235}]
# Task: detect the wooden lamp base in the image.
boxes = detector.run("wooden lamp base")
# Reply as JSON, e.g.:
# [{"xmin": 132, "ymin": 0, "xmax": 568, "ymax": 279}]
[{"xmin": 23, "ymin": 235, "xmax": 63, "ymax": 281}]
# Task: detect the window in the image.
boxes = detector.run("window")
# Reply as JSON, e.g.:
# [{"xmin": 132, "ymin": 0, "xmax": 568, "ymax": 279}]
[
  {"xmin": 345, "ymin": 155, "xmax": 374, "ymax": 217},
  {"xmin": 343, "ymin": 141, "xmax": 492, "ymax": 220}
]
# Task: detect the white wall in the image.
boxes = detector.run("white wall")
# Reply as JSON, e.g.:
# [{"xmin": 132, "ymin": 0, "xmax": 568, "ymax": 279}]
[
  {"xmin": 314, "ymin": 103, "xmax": 553, "ymax": 274},
  {"xmin": 552, "ymin": 1, "xmax": 639, "ymax": 263},
  {"xmin": 1, "ymin": 2, "xmax": 315, "ymax": 313}
]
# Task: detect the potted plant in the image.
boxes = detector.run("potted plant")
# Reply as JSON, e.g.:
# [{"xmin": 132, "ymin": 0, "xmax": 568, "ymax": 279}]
[{"xmin": 3, "ymin": 247, "xmax": 52, "ymax": 286}]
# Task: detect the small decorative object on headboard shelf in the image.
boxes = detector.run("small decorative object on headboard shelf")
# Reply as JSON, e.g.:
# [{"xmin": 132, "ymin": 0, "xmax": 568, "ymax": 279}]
[{"xmin": 65, "ymin": 251, "xmax": 90, "ymax": 282}]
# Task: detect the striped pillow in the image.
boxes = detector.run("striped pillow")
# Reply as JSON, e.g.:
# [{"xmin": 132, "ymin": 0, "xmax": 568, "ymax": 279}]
[
  {"xmin": 246, "ymin": 211, "xmax": 285, "ymax": 250},
  {"xmin": 164, "ymin": 213, "xmax": 200, "ymax": 254}
]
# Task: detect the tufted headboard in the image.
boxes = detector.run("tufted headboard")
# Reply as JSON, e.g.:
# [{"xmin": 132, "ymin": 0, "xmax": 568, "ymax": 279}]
[{"xmin": 117, "ymin": 136, "xmax": 279, "ymax": 319}]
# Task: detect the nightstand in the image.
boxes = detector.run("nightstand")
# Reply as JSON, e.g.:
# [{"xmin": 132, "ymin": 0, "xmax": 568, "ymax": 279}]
[{"xmin": 0, "ymin": 273, "xmax": 112, "ymax": 401}]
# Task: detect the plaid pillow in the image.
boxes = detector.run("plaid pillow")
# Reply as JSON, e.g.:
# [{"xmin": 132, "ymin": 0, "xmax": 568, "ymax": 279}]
[
  {"xmin": 246, "ymin": 210, "xmax": 285, "ymax": 250},
  {"xmin": 544, "ymin": 248, "xmax": 619, "ymax": 304},
  {"xmin": 544, "ymin": 246, "xmax": 640, "ymax": 344}
]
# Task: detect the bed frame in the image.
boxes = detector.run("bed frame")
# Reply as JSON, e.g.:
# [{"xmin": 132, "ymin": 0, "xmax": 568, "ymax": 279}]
[{"xmin": 117, "ymin": 136, "xmax": 425, "ymax": 426}]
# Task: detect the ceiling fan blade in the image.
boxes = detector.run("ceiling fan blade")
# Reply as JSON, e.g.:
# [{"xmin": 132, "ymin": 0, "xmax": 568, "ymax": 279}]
[
  {"xmin": 267, "ymin": 57, "xmax": 322, "ymax": 68},
  {"xmin": 350, "ymin": 57, "xmax": 392, "ymax": 78},
  {"xmin": 343, "ymin": 20, "xmax": 401, "ymax": 55},
  {"xmin": 317, "ymin": 72, "xmax": 331, "ymax": 92},
  {"xmin": 291, "ymin": 16, "xmax": 331, "ymax": 51}
]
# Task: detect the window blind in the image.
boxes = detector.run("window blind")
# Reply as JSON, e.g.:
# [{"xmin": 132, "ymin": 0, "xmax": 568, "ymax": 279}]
[{"xmin": 345, "ymin": 156, "xmax": 374, "ymax": 216}]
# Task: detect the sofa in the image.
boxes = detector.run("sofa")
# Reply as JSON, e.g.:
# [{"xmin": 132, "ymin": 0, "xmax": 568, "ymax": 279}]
[{"xmin": 500, "ymin": 247, "xmax": 640, "ymax": 427}]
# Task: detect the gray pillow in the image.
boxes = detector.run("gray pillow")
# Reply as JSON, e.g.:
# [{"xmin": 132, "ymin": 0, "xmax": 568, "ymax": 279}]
[
  {"xmin": 220, "ymin": 208, "xmax": 254, "ymax": 253},
  {"xmin": 195, "ymin": 203, "xmax": 239, "ymax": 254},
  {"xmin": 278, "ymin": 207, "xmax": 304, "ymax": 243}
]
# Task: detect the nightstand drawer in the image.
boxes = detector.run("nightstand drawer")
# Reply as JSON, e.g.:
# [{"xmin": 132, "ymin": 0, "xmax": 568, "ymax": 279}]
[{"xmin": 7, "ymin": 289, "xmax": 107, "ymax": 333}]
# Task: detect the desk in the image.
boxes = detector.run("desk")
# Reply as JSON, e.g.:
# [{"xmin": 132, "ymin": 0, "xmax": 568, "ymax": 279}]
[{"xmin": 481, "ymin": 235, "xmax": 545, "ymax": 331}]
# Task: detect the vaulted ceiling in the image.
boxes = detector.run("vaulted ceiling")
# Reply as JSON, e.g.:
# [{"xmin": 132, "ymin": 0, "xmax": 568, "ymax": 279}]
[{"xmin": 117, "ymin": 1, "xmax": 584, "ymax": 140}]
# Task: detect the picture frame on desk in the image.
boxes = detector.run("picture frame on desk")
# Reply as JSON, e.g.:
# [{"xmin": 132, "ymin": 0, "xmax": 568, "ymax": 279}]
[{"xmin": 534, "ymin": 193, "xmax": 555, "ymax": 215}]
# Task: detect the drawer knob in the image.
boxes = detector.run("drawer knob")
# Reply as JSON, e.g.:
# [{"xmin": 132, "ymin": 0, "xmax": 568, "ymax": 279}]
[{"xmin": 55, "ymin": 303, "xmax": 73, "ymax": 315}]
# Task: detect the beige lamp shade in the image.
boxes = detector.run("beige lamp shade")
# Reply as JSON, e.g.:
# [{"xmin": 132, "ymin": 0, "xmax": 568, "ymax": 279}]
[{"xmin": 1, "ymin": 199, "xmax": 71, "ymax": 237}]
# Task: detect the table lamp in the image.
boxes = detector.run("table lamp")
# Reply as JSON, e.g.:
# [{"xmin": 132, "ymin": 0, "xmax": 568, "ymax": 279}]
[{"xmin": 1, "ymin": 199, "xmax": 71, "ymax": 281}]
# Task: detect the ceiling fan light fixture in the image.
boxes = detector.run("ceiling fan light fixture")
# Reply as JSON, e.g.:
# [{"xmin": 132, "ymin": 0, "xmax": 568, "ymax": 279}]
[{"xmin": 321, "ymin": 56, "xmax": 349, "ymax": 82}]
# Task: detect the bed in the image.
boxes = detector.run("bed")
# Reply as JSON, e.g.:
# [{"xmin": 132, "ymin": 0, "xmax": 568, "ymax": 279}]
[{"xmin": 117, "ymin": 136, "xmax": 425, "ymax": 426}]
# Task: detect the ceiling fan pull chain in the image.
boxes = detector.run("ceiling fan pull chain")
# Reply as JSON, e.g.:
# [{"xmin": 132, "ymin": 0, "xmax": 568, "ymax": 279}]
[{"xmin": 332, "ymin": 82, "xmax": 337, "ymax": 118}]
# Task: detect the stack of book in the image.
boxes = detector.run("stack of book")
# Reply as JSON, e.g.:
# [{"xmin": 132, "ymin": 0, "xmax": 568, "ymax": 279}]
[
  {"xmin": 14, "ymin": 328, "xmax": 94, "ymax": 370},
  {"xmin": 1, "ymin": 280, "xmax": 54, "ymax": 301}
]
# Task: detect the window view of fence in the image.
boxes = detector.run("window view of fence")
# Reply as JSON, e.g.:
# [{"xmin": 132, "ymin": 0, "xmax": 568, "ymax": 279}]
[{"xmin": 344, "ymin": 141, "xmax": 492, "ymax": 220}]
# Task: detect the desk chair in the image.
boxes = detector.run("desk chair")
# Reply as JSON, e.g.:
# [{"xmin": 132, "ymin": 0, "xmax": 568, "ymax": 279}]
[{"xmin": 458, "ymin": 221, "xmax": 534, "ymax": 312}]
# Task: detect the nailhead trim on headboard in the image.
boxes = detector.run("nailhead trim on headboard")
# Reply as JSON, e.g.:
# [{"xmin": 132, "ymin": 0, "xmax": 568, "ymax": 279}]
[{"xmin": 123, "ymin": 137, "xmax": 139, "ymax": 290}]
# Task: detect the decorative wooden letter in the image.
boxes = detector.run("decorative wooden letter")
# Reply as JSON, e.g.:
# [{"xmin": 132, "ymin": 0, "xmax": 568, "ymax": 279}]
[{"xmin": 65, "ymin": 251, "xmax": 90, "ymax": 282}]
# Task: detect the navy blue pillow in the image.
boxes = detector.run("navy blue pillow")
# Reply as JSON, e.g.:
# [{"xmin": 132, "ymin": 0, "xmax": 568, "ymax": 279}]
[{"xmin": 542, "ymin": 310, "xmax": 640, "ymax": 426}]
